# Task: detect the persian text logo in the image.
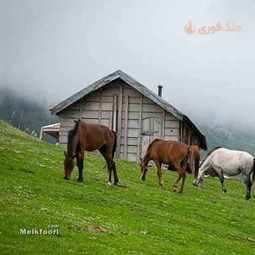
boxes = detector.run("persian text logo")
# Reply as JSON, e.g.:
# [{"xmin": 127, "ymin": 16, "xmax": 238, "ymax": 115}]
[
  {"xmin": 184, "ymin": 20, "xmax": 241, "ymax": 35},
  {"xmin": 19, "ymin": 224, "xmax": 60, "ymax": 236}
]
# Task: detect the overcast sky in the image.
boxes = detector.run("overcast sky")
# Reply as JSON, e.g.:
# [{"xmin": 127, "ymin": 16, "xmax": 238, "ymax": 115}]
[{"xmin": 0, "ymin": 0, "xmax": 255, "ymax": 129}]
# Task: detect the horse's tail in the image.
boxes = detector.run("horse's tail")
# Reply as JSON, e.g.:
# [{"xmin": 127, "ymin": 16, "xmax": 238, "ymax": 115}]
[
  {"xmin": 194, "ymin": 152, "xmax": 200, "ymax": 178},
  {"xmin": 250, "ymin": 158, "xmax": 255, "ymax": 183},
  {"xmin": 112, "ymin": 130, "xmax": 117, "ymax": 159},
  {"xmin": 67, "ymin": 119, "xmax": 80, "ymax": 158},
  {"xmin": 191, "ymin": 145, "xmax": 200, "ymax": 178},
  {"xmin": 185, "ymin": 145, "xmax": 192, "ymax": 173}
]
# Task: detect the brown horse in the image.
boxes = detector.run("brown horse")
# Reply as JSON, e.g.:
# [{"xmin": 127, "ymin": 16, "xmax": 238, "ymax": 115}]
[
  {"xmin": 140, "ymin": 139, "xmax": 190, "ymax": 193},
  {"xmin": 64, "ymin": 120, "xmax": 119, "ymax": 185},
  {"xmin": 167, "ymin": 144, "xmax": 200, "ymax": 178}
]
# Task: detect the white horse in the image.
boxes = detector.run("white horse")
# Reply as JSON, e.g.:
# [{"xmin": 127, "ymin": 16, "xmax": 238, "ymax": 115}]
[{"xmin": 193, "ymin": 147, "xmax": 255, "ymax": 200}]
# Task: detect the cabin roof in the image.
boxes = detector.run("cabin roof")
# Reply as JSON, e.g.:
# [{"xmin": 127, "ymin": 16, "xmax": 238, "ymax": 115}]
[
  {"xmin": 50, "ymin": 70, "xmax": 207, "ymax": 149},
  {"xmin": 41, "ymin": 123, "xmax": 60, "ymax": 130}
]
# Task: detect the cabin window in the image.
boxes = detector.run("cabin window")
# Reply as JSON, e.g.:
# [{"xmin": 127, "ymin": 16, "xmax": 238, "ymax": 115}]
[{"xmin": 142, "ymin": 117, "xmax": 161, "ymax": 135}]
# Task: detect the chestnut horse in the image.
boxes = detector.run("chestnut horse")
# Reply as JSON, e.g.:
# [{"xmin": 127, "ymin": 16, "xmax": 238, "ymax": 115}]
[
  {"xmin": 140, "ymin": 139, "xmax": 190, "ymax": 193},
  {"xmin": 167, "ymin": 144, "xmax": 200, "ymax": 179},
  {"xmin": 64, "ymin": 120, "xmax": 119, "ymax": 185}
]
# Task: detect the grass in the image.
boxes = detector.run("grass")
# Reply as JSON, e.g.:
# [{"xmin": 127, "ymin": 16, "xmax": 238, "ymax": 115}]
[{"xmin": 0, "ymin": 120, "xmax": 255, "ymax": 255}]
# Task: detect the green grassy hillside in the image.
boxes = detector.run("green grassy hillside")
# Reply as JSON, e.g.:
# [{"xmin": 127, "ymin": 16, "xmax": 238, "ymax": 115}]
[{"xmin": 0, "ymin": 120, "xmax": 255, "ymax": 255}]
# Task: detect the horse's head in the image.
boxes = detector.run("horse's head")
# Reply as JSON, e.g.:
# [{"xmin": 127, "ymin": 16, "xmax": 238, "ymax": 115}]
[
  {"xmin": 64, "ymin": 151, "xmax": 75, "ymax": 180},
  {"xmin": 192, "ymin": 176, "xmax": 203, "ymax": 187},
  {"xmin": 139, "ymin": 157, "xmax": 148, "ymax": 181}
]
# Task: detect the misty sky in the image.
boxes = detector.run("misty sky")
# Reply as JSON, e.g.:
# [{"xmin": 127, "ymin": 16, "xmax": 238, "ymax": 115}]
[{"xmin": 1, "ymin": 0, "xmax": 255, "ymax": 130}]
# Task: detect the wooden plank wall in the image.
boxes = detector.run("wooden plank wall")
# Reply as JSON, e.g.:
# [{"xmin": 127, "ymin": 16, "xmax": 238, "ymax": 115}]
[
  {"xmin": 163, "ymin": 112, "xmax": 179, "ymax": 142},
  {"xmin": 180, "ymin": 123, "xmax": 201, "ymax": 146},
  {"xmin": 119, "ymin": 82, "xmax": 180, "ymax": 161},
  {"xmin": 120, "ymin": 84, "xmax": 142, "ymax": 161}
]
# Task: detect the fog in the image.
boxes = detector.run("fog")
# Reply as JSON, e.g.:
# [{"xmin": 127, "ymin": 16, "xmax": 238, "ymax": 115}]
[{"xmin": 1, "ymin": 0, "xmax": 255, "ymax": 130}]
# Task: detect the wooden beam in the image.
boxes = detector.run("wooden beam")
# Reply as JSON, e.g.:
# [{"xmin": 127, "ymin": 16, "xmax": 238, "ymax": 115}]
[
  {"xmin": 137, "ymin": 96, "xmax": 143, "ymax": 160},
  {"xmin": 179, "ymin": 120, "xmax": 182, "ymax": 143},
  {"xmin": 189, "ymin": 130, "xmax": 192, "ymax": 145},
  {"xmin": 79, "ymin": 101, "xmax": 82, "ymax": 119},
  {"xmin": 98, "ymin": 92, "xmax": 102, "ymax": 124},
  {"xmin": 162, "ymin": 110, "xmax": 165, "ymax": 137},
  {"xmin": 124, "ymin": 95, "xmax": 129, "ymax": 159},
  {"xmin": 112, "ymin": 95, "xmax": 117, "ymax": 131},
  {"xmin": 116, "ymin": 85, "xmax": 123, "ymax": 158}
]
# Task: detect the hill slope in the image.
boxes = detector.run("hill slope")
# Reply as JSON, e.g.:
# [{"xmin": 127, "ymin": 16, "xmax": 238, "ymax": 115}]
[{"xmin": 0, "ymin": 121, "xmax": 255, "ymax": 255}]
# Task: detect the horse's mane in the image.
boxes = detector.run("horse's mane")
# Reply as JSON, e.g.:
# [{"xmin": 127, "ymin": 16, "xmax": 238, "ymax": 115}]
[
  {"xmin": 199, "ymin": 146, "xmax": 222, "ymax": 167},
  {"xmin": 67, "ymin": 120, "xmax": 80, "ymax": 158}
]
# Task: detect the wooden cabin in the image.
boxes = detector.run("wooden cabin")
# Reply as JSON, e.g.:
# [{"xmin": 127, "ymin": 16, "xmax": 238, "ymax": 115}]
[{"xmin": 50, "ymin": 70, "xmax": 207, "ymax": 161}]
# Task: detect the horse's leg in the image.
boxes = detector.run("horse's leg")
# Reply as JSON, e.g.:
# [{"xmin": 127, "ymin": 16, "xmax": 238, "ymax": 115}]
[
  {"xmin": 171, "ymin": 162, "xmax": 182, "ymax": 192},
  {"xmin": 173, "ymin": 163, "xmax": 186, "ymax": 193},
  {"xmin": 111, "ymin": 160, "xmax": 119, "ymax": 185},
  {"xmin": 251, "ymin": 183, "xmax": 255, "ymax": 198},
  {"xmin": 99, "ymin": 146, "xmax": 115, "ymax": 185},
  {"xmin": 245, "ymin": 178, "xmax": 252, "ymax": 200},
  {"xmin": 76, "ymin": 151, "xmax": 84, "ymax": 182},
  {"xmin": 155, "ymin": 161, "xmax": 163, "ymax": 189},
  {"xmin": 215, "ymin": 168, "xmax": 227, "ymax": 193},
  {"xmin": 218, "ymin": 173, "xmax": 227, "ymax": 193},
  {"xmin": 100, "ymin": 148, "xmax": 112, "ymax": 185},
  {"xmin": 106, "ymin": 160, "xmax": 113, "ymax": 185},
  {"xmin": 105, "ymin": 147, "xmax": 119, "ymax": 185},
  {"xmin": 105, "ymin": 159, "xmax": 119, "ymax": 185},
  {"xmin": 172, "ymin": 174, "xmax": 181, "ymax": 192},
  {"xmin": 178, "ymin": 171, "xmax": 186, "ymax": 193}
]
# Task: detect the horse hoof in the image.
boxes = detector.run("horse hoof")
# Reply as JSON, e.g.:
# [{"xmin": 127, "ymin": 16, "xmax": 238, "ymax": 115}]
[
  {"xmin": 64, "ymin": 176, "xmax": 69, "ymax": 180},
  {"xmin": 107, "ymin": 181, "xmax": 113, "ymax": 186},
  {"xmin": 223, "ymin": 189, "xmax": 227, "ymax": 193},
  {"xmin": 77, "ymin": 178, "xmax": 83, "ymax": 182},
  {"xmin": 245, "ymin": 195, "xmax": 251, "ymax": 200}
]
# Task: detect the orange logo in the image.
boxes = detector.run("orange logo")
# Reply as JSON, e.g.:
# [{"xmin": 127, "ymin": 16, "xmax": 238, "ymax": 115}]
[{"xmin": 184, "ymin": 20, "xmax": 241, "ymax": 35}]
